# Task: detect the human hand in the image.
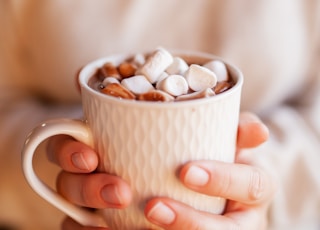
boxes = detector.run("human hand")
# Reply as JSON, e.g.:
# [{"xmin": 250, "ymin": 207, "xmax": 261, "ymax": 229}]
[
  {"xmin": 47, "ymin": 112, "xmax": 274, "ymax": 230},
  {"xmin": 46, "ymin": 135, "xmax": 132, "ymax": 230},
  {"xmin": 144, "ymin": 112, "xmax": 275, "ymax": 229}
]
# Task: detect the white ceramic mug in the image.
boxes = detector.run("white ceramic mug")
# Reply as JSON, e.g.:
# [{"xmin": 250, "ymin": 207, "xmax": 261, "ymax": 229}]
[{"xmin": 22, "ymin": 50, "xmax": 243, "ymax": 230}]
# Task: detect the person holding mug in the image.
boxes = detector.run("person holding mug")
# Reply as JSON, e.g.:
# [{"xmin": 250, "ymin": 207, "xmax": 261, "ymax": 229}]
[
  {"xmin": 23, "ymin": 49, "xmax": 275, "ymax": 230},
  {"xmin": 1, "ymin": 1, "xmax": 319, "ymax": 229}
]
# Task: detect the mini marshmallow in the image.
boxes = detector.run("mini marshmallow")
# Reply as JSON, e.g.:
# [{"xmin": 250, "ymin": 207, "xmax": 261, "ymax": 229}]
[
  {"xmin": 176, "ymin": 88, "xmax": 215, "ymax": 101},
  {"xmin": 102, "ymin": 77, "xmax": 120, "ymax": 86},
  {"xmin": 184, "ymin": 64, "xmax": 217, "ymax": 91},
  {"xmin": 203, "ymin": 60, "xmax": 228, "ymax": 82},
  {"xmin": 132, "ymin": 53, "xmax": 146, "ymax": 67},
  {"xmin": 155, "ymin": 72, "xmax": 169, "ymax": 89},
  {"xmin": 157, "ymin": 74, "xmax": 188, "ymax": 96},
  {"xmin": 121, "ymin": 75, "xmax": 154, "ymax": 95},
  {"xmin": 136, "ymin": 48, "xmax": 173, "ymax": 83},
  {"xmin": 166, "ymin": 57, "xmax": 189, "ymax": 75}
]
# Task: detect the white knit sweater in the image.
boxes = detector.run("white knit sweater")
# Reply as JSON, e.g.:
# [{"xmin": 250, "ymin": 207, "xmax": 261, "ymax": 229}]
[{"xmin": 0, "ymin": 1, "xmax": 319, "ymax": 229}]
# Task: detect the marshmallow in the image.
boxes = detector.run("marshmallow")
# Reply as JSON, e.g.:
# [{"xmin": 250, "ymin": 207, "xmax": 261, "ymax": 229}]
[
  {"xmin": 155, "ymin": 72, "xmax": 169, "ymax": 89},
  {"xmin": 166, "ymin": 57, "xmax": 189, "ymax": 75},
  {"xmin": 138, "ymin": 90, "xmax": 175, "ymax": 102},
  {"xmin": 136, "ymin": 48, "xmax": 173, "ymax": 83},
  {"xmin": 184, "ymin": 64, "xmax": 217, "ymax": 91},
  {"xmin": 203, "ymin": 60, "xmax": 229, "ymax": 82},
  {"xmin": 157, "ymin": 74, "xmax": 188, "ymax": 96},
  {"xmin": 121, "ymin": 75, "xmax": 154, "ymax": 95},
  {"xmin": 132, "ymin": 53, "xmax": 146, "ymax": 67},
  {"xmin": 102, "ymin": 77, "xmax": 120, "ymax": 86},
  {"xmin": 176, "ymin": 88, "xmax": 215, "ymax": 101}
]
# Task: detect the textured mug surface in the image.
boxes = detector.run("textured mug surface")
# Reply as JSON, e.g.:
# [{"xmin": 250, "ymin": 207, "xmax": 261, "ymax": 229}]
[{"xmin": 79, "ymin": 51, "xmax": 243, "ymax": 229}]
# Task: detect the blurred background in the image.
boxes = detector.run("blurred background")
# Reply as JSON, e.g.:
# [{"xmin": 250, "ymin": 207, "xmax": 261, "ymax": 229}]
[{"xmin": 0, "ymin": 1, "xmax": 319, "ymax": 229}]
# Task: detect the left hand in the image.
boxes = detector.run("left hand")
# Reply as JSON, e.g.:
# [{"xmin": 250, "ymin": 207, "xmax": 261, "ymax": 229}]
[{"xmin": 144, "ymin": 112, "xmax": 275, "ymax": 230}]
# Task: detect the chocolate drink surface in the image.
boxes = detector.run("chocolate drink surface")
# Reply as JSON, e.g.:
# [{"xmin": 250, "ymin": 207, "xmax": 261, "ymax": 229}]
[{"xmin": 88, "ymin": 48, "xmax": 235, "ymax": 102}]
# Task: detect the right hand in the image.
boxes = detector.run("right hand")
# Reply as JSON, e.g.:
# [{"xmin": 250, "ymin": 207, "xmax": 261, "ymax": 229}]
[{"xmin": 46, "ymin": 135, "xmax": 132, "ymax": 230}]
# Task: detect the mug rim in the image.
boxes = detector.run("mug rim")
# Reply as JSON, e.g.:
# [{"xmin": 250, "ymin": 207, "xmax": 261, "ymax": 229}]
[{"xmin": 78, "ymin": 49, "xmax": 243, "ymax": 108}]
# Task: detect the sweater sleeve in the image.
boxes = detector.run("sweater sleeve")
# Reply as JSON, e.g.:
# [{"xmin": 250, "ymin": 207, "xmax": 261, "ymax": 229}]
[
  {"xmin": 0, "ymin": 89, "xmax": 83, "ymax": 229},
  {"xmin": 250, "ymin": 44, "xmax": 320, "ymax": 230}
]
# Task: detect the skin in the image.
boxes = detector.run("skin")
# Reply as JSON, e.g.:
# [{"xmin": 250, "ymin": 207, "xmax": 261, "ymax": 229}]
[{"xmin": 47, "ymin": 112, "xmax": 275, "ymax": 230}]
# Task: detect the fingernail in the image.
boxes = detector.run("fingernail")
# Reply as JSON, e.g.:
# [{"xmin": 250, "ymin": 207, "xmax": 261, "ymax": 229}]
[
  {"xmin": 147, "ymin": 201, "xmax": 175, "ymax": 225},
  {"xmin": 184, "ymin": 165, "xmax": 209, "ymax": 186},
  {"xmin": 71, "ymin": 152, "xmax": 90, "ymax": 170},
  {"xmin": 101, "ymin": 185, "xmax": 123, "ymax": 206}
]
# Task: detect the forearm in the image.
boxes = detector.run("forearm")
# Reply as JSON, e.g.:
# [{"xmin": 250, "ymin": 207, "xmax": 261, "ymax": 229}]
[
  {"xmin": 249, "ymin": 101, "xmax": 320, "ymax": 229},
  {"xmin": 0, "ymin": 95, "xmax": 82, "ymax": 157}
]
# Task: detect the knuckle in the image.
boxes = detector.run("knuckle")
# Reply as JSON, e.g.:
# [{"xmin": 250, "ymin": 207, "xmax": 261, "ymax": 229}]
[
  {"xmin": 248, "ymin": 168, "xmax": 266, "ymax": 202},
  {"xmin": 81, "ymin": 176, "xmax": 96, "ymax": 207},
  {"xmin": 216, "ymin": 170, "xmax": 233, "ymax": 197}
]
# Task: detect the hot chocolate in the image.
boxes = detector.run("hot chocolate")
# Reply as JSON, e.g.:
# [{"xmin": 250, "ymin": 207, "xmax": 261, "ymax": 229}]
[{"xmin": 89, "ymin": 48, "xmax": 234, "ymax": 102}]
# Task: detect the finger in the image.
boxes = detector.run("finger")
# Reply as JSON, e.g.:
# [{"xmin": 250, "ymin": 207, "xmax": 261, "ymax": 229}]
[
  {"xmin": 224, "ymin": 201, "xmax": 268, "ymax": 230},
  {"xmin": 180, "ymin": 161, "xmax": 275, "ymax": 205},
  {"xmin": 57, "ymin": 172, "xmax": 132, "ymax": 209},
  {"xmin": 46, "ymin": 135, "xmax": 98, "ymax": 173},
  {"xmin": 62, "ymin": 217, "xmax": 109, "ymax": 230},
  {"xmin": 237, "ymin": 112, "xmax": 269, "ymax": 148},
  {"xmin": 145, "ymin": 198, "xmax": 242, "ymax": 230}
]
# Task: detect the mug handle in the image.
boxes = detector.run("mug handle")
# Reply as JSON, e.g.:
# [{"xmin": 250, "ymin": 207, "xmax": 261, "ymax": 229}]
[{"xmin": 21, "ymin": 118, "xmax": 108, "ymax": 227}]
